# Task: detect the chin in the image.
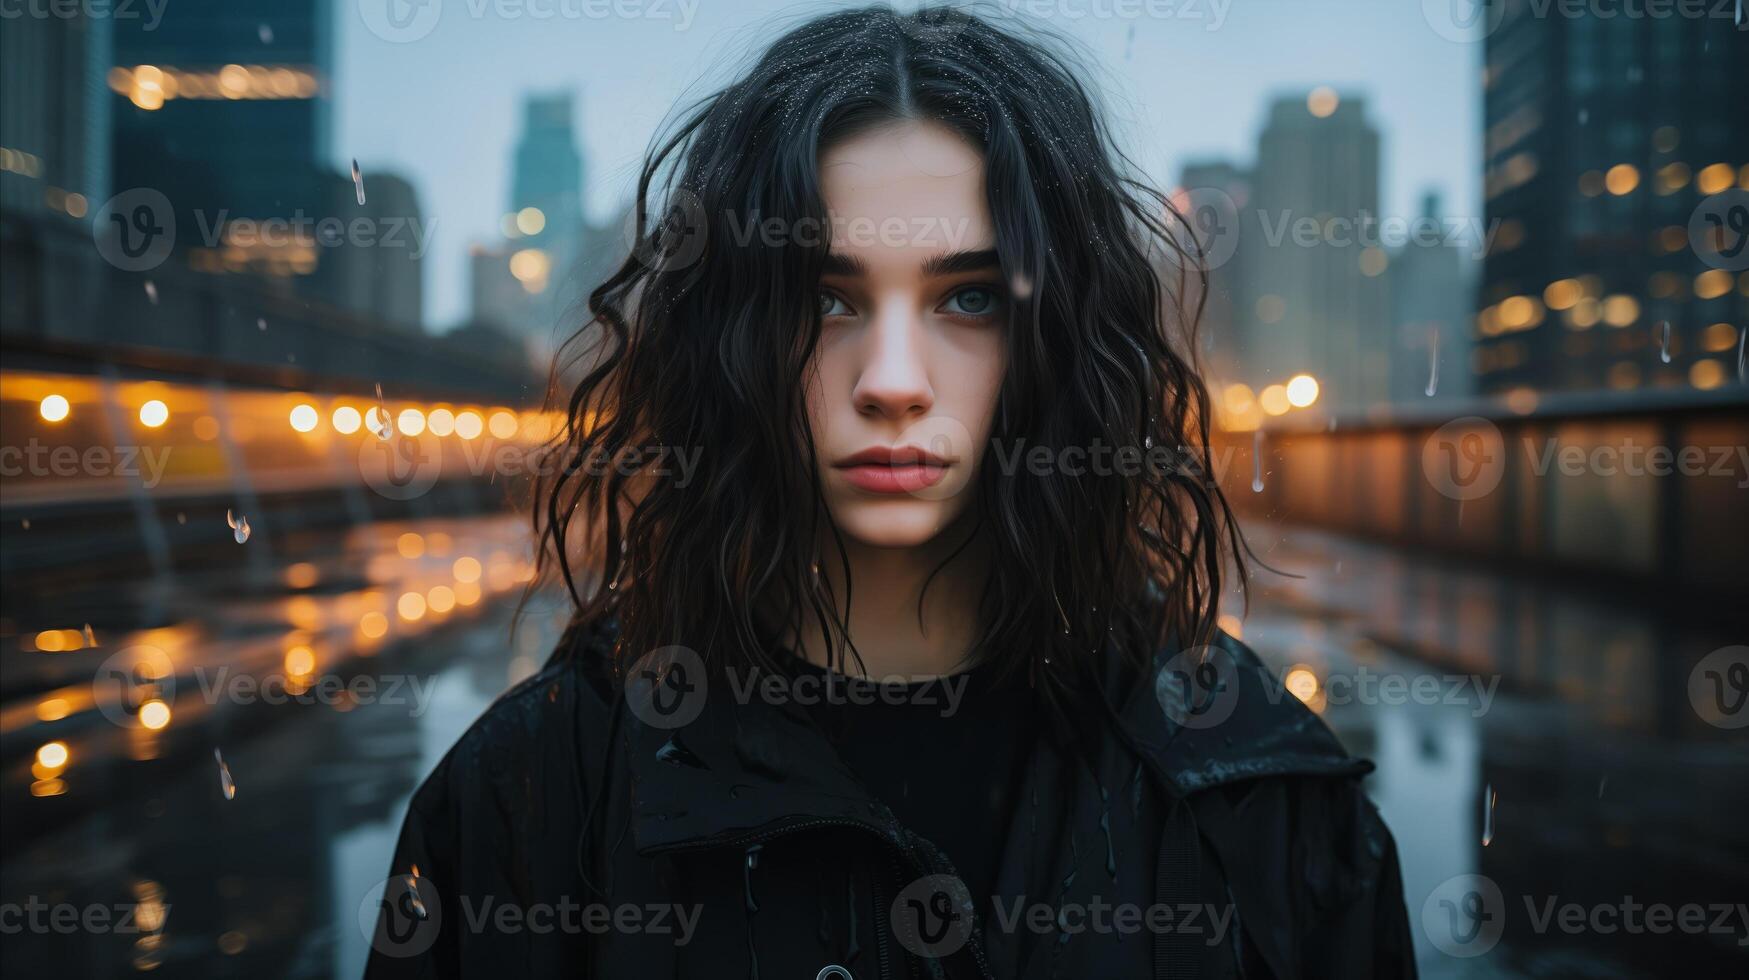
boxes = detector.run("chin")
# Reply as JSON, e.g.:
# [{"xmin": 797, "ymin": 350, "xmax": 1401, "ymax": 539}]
[{"xmin": 829, "ymin": 497, "xmax": 965, "ymax": 550}]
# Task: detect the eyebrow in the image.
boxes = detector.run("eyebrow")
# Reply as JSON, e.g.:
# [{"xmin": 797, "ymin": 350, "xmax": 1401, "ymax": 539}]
[{"xmin": 819, "ymin": 248, "xmax": 1001, "ymax": 278}]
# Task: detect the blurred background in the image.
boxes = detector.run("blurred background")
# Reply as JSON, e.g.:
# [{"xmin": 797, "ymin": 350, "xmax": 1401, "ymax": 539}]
[{"xmin": 0, "ymin": 0, "xmax": 1744, "ymax": 977}]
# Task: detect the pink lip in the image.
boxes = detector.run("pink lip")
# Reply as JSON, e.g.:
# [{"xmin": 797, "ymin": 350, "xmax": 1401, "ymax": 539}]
[{"xmin": 834, "ymin": 446, "xmax": 951, "ymax": 494}]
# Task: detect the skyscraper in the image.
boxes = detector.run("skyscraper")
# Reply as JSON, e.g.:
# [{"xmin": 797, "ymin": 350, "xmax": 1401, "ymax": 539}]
[
  {"xmin": 1388, "ymin": 192, "xmax": 1476, "ymax": 404},
  {"xmin": 1236, "ymin": 92, "xmax": 1388, "ymax": 415},
  {"xmin": 1477, "ymin": 1, "xmax": 1748, "ymax": 395},
  {"xmin": 1, "ymin": 6, "xmax": 112, "ymax": 219}
]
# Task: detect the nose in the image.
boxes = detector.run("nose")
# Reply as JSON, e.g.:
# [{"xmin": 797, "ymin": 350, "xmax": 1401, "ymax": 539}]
[{"xmin": 851, "ymin": 304, "xmax": 934, "ymax": 420}]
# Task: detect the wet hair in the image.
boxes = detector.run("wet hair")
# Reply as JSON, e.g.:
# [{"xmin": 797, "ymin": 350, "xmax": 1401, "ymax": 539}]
[{"xmin": 534, "ymin": 3, "xmax": 1246, "ymax": 727}]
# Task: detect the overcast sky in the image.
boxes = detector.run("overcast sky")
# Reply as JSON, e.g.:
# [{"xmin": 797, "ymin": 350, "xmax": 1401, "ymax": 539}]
[{"xmin": 333, "ymin": 0, "xmax": 1481, "ymax": 329}]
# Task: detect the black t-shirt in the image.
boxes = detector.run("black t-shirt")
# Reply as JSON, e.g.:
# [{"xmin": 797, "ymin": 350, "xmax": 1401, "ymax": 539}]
[{"xmin": 788, "ymin": 655, "xmax": 1035, "ymax": 911}]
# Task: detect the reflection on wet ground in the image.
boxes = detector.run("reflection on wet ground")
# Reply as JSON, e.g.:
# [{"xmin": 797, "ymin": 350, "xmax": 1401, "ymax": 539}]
[
  {"xmin": 1, "ymin": 516, "xmax": 1742, "ymax": 977},
  {"xmin": 1237, "ymin": 524, "xmax": 1748, "ymax": 979},
  {"xmin": 1, "ymin": 514, "xmax": 562, "ymax": 978}
]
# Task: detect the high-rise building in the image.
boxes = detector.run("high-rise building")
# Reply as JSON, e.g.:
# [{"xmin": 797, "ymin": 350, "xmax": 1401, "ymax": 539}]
[
  {"xmin": 1, "ymin": 7, "xmax": 112, "ymax": 218},
  {"xmin": 1237, "ymin": 92, "xmax": 1389, "ymax": 415},
  {"xmin": 109, "ymin": 0, "xmax": 332, "ymax": 224},
  {"xmin": 1175, "ymin": 160, "xmax": 1251, "ymax": 387},
  {"xmin": 1388, "ymin": 191, "xmax": 1477, "ymax": 404},
  {"xmin": 471, "ymin": 91, "xmax": 597, "ymax": 354},
  {"xmin": 1477, "ymin": 1, "xmax": 1748, "ymax": 395}
]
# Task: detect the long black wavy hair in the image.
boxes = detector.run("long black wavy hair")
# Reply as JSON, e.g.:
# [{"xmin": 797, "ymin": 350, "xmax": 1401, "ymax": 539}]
[{"xmin": 534, "ymin": 3, "xmax": 1246, "ymax": 728}]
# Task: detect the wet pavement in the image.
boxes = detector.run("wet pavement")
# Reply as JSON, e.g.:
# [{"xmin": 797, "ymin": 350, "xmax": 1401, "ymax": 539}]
[{"xmin": 1, "ymin": 515, "xmax": 1743, "ymax": 977}]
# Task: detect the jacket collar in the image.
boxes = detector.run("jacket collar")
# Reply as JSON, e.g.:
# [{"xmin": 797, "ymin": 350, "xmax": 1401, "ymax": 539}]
[{"xmin": 622, "ymin": 631, "xmax": 1366, "ymax": 854}]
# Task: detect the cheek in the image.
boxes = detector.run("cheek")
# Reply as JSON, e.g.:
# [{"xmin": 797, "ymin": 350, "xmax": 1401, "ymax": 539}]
[{"xmin": 946, "ymin": 330, "xmax": 1007, "ymax": 443}]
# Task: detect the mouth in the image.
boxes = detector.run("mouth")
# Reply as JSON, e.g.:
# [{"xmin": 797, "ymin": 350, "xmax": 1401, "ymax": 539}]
[{"xmin": 833, "ymin": 445, "xmax": 951, "ymax": 494}]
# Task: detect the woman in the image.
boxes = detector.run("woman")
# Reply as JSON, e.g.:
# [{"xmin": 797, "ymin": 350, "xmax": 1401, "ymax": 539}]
[{"xmin": 366, "ymin": 6, "xmax": 1414, "ymax": 978}]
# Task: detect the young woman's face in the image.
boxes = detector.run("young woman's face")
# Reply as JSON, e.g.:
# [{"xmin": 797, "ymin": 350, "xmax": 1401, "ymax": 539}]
[{"xmin": 806, "ymin": 120, "xmax": 1008, "ymax": 550}]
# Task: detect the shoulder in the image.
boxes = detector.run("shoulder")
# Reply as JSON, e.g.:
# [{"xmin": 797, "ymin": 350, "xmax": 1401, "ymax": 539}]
[
  {"xmin": 1136, "ymin": 629, "xmax": 1372, "ymax": 795},
  {"xmin": 406, "ymin": 622, "xmax": 621, "ymax": 828}
]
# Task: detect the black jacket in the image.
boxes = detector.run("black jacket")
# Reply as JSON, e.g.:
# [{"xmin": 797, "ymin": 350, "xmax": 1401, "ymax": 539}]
[{"xmin": 364, "ymin": 625, "xmax": 1416, "ymax": 979}]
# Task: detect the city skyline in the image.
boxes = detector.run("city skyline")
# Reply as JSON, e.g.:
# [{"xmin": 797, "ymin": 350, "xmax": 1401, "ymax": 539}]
[{"xmin": 332, "ymin": 0, "xmax": 1482, "ymax": 329}]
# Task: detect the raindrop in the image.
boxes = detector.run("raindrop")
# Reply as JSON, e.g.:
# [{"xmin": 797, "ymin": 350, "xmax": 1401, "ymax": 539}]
[
  {"xmin": 1481, "ymin": 783, "xmax": 1497, "ymax": 846},
  {"xmin": 351, "ymin": 159, "xmax": 366, "ymax": 206},
  {"xmin": 1250, "ymin": 430, "xmax": 1265, "ymax": 493},
  {"xmin": 226, "ymin": 509, "xmax": 251, "ymax": 544},
  {"xmin": 1657, "ymin": 321, "xmax": 1671, "ymax": 364},
  {"xmin": 1577, "ymin": 108, "xmax": 1589, "ymax": 126},
  {"xmin": 1009, "ymin": 272, "xmax": 1033, "ymax": 301},
  {"xmin": 20, "ymin": 519, "xmax": 29, "ymax": 530},
  {"xmin": 1737, "ymin": 326, "xmax": 1746, "ymax": 382},
  {"xmin": 1425, "ymin": 326, "xmax": 1440, "ymax": 397},
  {"xmin": 370, "ymin": 383, "xmax": 393, "ymax": 441},
  {"xmin": 258, "ymin": 23, "xmax": 273, "ymax": 44},
  {"xmin": 214, "ymin": 748, "xmax": 236, "ymax": 800},
  {"xmin": 406, "ymin": 867, "xmax": 428, "ymax": 920},
  {"xmin": 256, "ymin": 317, "xmax": 267, "ymax": 331},
  {"xmin": 1597, "ymin": 775, "xmax": 1608, "ymax": 799},
  {"xmin": 83, "ymin": 623, "xmax": 96, "ymax": 647},
  {"xmin": 176, "ymin": 512, "xmax": 186, "ymax": 525},
  {"xmin": 144, "ymin": 280, "xmax": 158, "ymax": 304}
]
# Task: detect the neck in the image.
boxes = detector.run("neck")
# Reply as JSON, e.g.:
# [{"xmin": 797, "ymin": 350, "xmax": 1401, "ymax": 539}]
[{"xmin": 791, "ymin": 527, "xmax": 987, "ymax": 679}]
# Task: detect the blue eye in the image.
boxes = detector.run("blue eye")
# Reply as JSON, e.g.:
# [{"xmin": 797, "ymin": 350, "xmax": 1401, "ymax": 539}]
[
  {"xmin": 818, "ymin": 292, "xmax": 852, "ymax": 317},
  {"xmin": 942, "ymin": 286, "xmax": 1001, "ymax": 317}
]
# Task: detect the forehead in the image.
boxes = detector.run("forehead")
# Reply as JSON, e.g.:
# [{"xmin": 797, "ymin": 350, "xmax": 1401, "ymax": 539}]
[{"xmin": 818, "ymin": 120, "xmax": 992, "ymax": 261}]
